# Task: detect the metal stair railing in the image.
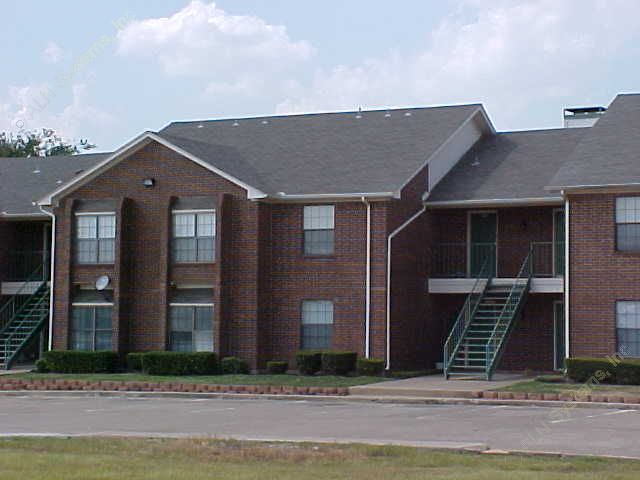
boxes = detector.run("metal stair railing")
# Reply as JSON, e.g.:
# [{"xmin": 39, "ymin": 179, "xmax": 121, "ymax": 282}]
[
  {"xmin": 2, "ymin": 286, "xmax": 49, "ymax": 370},
  {"xmin": 484, "ymin": 248, "xmax": 533, "ymax": 380},
  {"xmin": 0, "ymin": 263, "xmax": 47, "ymax": 333},
  {"xmin": 443, "ymin": 257, "xmax": 492, "ymax": 379}
]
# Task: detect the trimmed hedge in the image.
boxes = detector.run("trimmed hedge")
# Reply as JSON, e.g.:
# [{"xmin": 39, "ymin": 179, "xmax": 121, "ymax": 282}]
[
  {"xmin": 126, "ymin": 353, "xmax": 145, "ymax": 371},
  {"xmin": 321, "ymin": 351, "xmax": 357, "ymax": 375},
  {"xmin": 356, "ymin": 358, "xmax": 385, "ymax": 376},
  {"xmin": 141, "ymin": 352, "xmax": 218, "ymax": 376},
  {"xmin": 220, "ymin": 356, "xmax": 250, "ymax": 374},
  {"xmin": 566, "ymin": 357, "xmax": 640, "ymax": 385},
  {"xmin": 266, "ymin": 361, "xmax": 288, "ymax": 374},
  {"xmin": 35, "ymin": 358, "xmax": 50, "ymax": 373},
  {"xmin": 42, "ymin": 350, "xmax": 119, "ymax": 373},
  {"xmin": 295, "ymin": 351, "xmax": 322, "ymax": 375}
]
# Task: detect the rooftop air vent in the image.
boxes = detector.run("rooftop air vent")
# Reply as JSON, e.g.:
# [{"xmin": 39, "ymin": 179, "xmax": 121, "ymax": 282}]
[{"xmin": 563, "ymin": 106, "xmax": 606, "ymax": 128}]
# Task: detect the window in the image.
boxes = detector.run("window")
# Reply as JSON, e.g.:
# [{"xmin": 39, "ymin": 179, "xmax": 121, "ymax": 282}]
[
  {"xmin": 617, "ymin": 301, "xmax": 640, "ymax": 357},
  {"xmin": 172, "ymin": 211, "xmax": 216, "ymax": 263},
  {"xmin": 301, "ymin": 300, "xmax": 333, "ymax": 350},
  {"xmin": 616, "ymin": 197, "xmax": 640, "ymax": 251},
  {"xmin": 75, "ymin": 214, "xmax": 116, "ymax": 264},
  {"xmin": 303, "ymin": 205, "xmax": 334, "ymax": 255},
  {"xmin": 169, "ymin": 305, "xmax": 214, "ymax": 352},
  {"xmin": 70, "ymin": 305, "xmax": 113, "ymax": 351}
]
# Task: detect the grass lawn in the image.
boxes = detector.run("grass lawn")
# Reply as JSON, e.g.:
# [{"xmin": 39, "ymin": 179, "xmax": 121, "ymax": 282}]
[
  {"xmin": 1, "ymin": 437, "xmax": 639, "ymax": 479},
  {"xmin": 494, "ymin": 378, "xmax": 640, "ymax": 396},
  {"xmin": 6, "ymin": 372, "xmax": 388, "ymax": 388}
]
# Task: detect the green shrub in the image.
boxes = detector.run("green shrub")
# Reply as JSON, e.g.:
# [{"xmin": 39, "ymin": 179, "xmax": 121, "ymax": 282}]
[
  {"xmin": 565, "ymin": 357, "xmax": 632, "ymax": 384},
  {"xmin": 141, "ymin": 352, "xmax": 218, "ymax": 376},
  {"xmin": 220, "ymin": 356, "xmax": 250, "ymax": 374},
  {"xmin": 266, "ymin": 361, "xmax": 288, "ymax": 374},
  {"xmin": 43, "ymin": 350, "xmax": 119, "ymax": 374},
  {"xmin": 35, "ymin": 358, "xmax": 50, "ymax": 373},
  {"xmin": 126, "ymin": 353, "xmax": 145, "ymax": 371},
  {"xmin": 356, "ymin": 358, "xmax": 385, "ymax": 376},
  {"xmin": 295, "ymin": 351, "xmax": 322, "ymax": 375},
  {"xmin": 321, "ymin": 351, "xmax": 357, "ymax": 375},
  {"xmin": 615, "ymin": 359, "xmax": 640, "ymax": 385}
]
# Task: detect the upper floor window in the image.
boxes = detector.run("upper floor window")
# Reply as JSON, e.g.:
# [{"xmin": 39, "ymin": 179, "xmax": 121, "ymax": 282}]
[
  {"xmin": 75, "ymin": 213, "xmax": 116, "ymax": 264},
  {"xmin": 301, "ymin": 300, "xmax": 334, "ymax": 350},
  {"xmin": 172, "ymin": 210, "xmax": 216, "ymax": 263},
  {"xmin": 617, "ymin": 301, "xmax": 640, "ymax": 357},
  {"xmin": 70, "ymin": 304, "xmax": 113, "ymax": 351},
  {"xmin": 616, "ymin": 197, "xmax": 640, "ymax": 251},
  {"xmin": 303, "ymin": 205, "xmax": 335, "ymax": 255}
]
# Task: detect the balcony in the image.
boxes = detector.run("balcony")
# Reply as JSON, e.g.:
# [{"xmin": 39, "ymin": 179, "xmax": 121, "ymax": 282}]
[
  {"xmin": 1, "ymin": 250, "xmax": 50, "ymax": 296},
  {"xmin": 429, "ymin": 241, "xmax": 564, "ymax": 294}
]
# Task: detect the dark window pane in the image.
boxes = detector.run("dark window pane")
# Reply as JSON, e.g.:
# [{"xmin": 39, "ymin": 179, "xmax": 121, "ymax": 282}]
[
  {"xmin": 71, "ymin": 308, "xmax": 93, "ymax": 330},
  {"xmin": 304, "ymin": 230, "xmax": 334, "ymax": 255},
  {"xmin": 95, "ymin": 307, "xmax": 112, "ymax": 330},
  {"xmin": 173, "ymin": 238, "xmax": 197, "ymax": 262},
  {"xmin": 617, "ymin": 224, "xmax": 640, "ymax": 251},
  {"xmin": 170, "ymin": 332, "xmax": 193, "ymax": 352},
  {"xmin": 170, "ymin": 307, "xmax": 193, "ymax": 331},
  {"xmin": 197, "ymin": 237, "xmax": 215, "ymax": 262},
  {"xmin": 70, "ymin": 331, "xmax": 92, "ymax": 351},
  {"xmin": 95, "ymin": 332, "xmax": 112, "ymax": 351},
  {"xmin": 301, "ymin": 324, "xmax": 332, "ymax": 350},
  {"xmin": 98, "ymin": 239, "xmax": 115, "ymax": 263},
  {"xmin": 195, "ymin": 307, "xmax": 213, "ymax": 331},
  {"xmin": 76, "ymin": 239, "xmax": 98, "ymax": 263}
]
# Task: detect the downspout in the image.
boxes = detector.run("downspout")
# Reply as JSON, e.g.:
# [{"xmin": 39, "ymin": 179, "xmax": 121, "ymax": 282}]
[
  {"xmin": 361, "ymin": 197, "xmax": 371, "ymax": 358},
  {"xmin": 386, "ymin": 205, "xmax": 427, "ymax": 370},
  {"xmin": 38, "ymin": 205, "xmax": 56, "ymax": 350},
  {"xmin": 564, "ymin": 195, "xmax": 570, "ymax": 361}
]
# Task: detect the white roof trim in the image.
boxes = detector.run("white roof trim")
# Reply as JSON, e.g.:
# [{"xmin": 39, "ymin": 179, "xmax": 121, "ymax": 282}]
[
  {"xmin": 37, "ymin": 131, "xmax": 267, "ymax": 206},
  {"xmin": 546, "ymin": 181, "xmax": 640, "ymax": 192},
  {"xmin": 393, "ymin": 105, "xmax": 495, "ymax": 197},
  {"xmin": 425, "ymin": 197, "xmax": 563, "ymax": 208}
]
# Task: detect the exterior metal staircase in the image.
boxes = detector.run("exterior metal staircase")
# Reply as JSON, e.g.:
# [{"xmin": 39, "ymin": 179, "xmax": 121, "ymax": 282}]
[
  {"xmin": 444, "ymin": 249, "xmax": 533, "ymax": 380},
  {"xmin": 0, "ymin": 264, "xmax": 50, "ymax": 370}
]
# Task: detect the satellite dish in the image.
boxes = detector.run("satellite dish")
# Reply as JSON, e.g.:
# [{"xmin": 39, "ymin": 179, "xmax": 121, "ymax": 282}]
[{"xmin": 95, "ymin": 275, "xmax": 110, "ymax": 291}]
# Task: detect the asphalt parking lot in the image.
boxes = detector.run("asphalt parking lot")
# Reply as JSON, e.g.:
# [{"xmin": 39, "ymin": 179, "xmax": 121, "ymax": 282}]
[{"xmin": 1, "ymin": 395, "xmax": 639, "ymax": 458}]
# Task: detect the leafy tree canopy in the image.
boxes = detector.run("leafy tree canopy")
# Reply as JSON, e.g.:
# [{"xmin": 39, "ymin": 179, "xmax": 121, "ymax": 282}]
[{"xmin": 0, "ymin": 129, "xmax": 95, "ymax": 157}]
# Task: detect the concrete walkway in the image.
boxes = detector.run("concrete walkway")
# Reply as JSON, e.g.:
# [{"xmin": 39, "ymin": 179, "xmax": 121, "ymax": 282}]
[{"xmin": 350, "ymin": 373, "xmax": 525, "ymax": 398}]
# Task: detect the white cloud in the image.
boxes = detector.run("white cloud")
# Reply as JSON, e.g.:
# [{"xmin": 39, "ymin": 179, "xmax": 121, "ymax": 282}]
[
  {"xmin": 42, "ymin": 41, "xmax": 64, "ymax": 64},
  {"xmin": 276, "ymin": 0, "xmax": 640, "ymax": 130},
  {"xmin": 116, "ymin": 0, "xmax": 314, "ymax": 95},
  {"xmin": 0, "ymin": 82, "xmax": 114, "ymax": 144}
]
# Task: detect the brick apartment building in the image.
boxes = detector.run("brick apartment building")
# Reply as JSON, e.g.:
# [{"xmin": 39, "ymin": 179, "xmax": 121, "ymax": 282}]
[{"xmin": 0, "ymin": 93, "xmax": 638, "ymax": 379}]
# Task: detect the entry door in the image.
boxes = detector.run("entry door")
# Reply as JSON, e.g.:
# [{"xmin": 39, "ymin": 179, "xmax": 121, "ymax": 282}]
[
  {"xmin": 553, "ymin": 210, "xmax": 565, "ymax": 277},
  {"xmin": 554, "ymin": 301, "xmax": 566, "ymax": 370},
  {"xmin": 469, "ymin": 212, "xmax": 497, "ymax": 277}
]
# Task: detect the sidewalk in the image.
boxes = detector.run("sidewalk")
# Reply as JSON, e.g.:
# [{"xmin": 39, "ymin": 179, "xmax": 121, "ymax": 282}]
[{"xmin": 349, "ymin": 373, "xmax": 524, "ymax": 398}]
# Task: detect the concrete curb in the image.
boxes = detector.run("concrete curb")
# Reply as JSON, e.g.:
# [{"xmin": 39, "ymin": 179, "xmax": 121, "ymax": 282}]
[{"xmin": 2, "ymin": 389, "xmax": 640, "ymax": 410}]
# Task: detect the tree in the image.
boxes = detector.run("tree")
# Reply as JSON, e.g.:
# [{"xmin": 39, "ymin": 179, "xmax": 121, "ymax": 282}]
[{"xmin": 0, "ymin": 129, "xmax": 95, "ymax": 157}]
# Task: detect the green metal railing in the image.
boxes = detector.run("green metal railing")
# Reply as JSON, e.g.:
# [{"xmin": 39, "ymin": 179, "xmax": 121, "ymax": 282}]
[
  {"xmin": 431, "ymin": 242, "xmax": 496, "ymax": 278},
  {"xmin": 484, "ymin": 248, "xmax": 533, "ymax": 380},
  {"xmin": 2, "ymin": 285, "xmax": 49, "ymax": 370},
  {"xmin": 443, "ymin": 257, "xmax": 492, "ymax": 379},
  {"xmin": 531, "ymin": 241, "xmax": 565, "ymax": 277},
  {"xmin": 0, "ymin": 263, "xmax": 47, "ymax": 333}
]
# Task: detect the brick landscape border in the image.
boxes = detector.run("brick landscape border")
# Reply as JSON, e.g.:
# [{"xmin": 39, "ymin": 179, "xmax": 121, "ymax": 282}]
[
  {"xmin": 0, "ymin": 378, "xmax": 348, "ymax": 396},
  {"xmin": 481, "ymin": 390, "xmax": 640, "ymax": 404}
]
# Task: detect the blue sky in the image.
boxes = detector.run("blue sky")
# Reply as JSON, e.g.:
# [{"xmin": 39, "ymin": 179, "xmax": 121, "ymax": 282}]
[{"xmin": 1, "ymin": 0, "xmax": 640, "ymax": 152}]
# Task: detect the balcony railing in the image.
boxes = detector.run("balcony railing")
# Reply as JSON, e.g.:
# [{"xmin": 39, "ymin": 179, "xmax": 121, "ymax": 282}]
[
  {"xmin": 431, "ymin": 241, "xmax": 564, "ymax": 278},
  {"xmin": 4, "ymin": 251, "xmax": 50, "ymax": 282}
]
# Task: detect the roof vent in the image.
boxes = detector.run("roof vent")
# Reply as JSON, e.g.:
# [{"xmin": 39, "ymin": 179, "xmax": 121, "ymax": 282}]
[
  {"xmin": 232, "ymin": 121, "xmax": 239, "ymax": 127},
  {"xmin": 261, "ymin": 120, "xmax": 269, "ymax": 125},
  {"xmin": 404, "ymin": 112, "xmax": 412, "ymax": 117},
  {"xmin": 563, "ymin": 106, "xmax": 606, "ymax": 128},
  {"xmin": 197, "ymin": 124, "xmax": 204, "ymax": 129},
  {"xmin": 74, "ymin": 169, "xmax": 84, "ymax": 175},
  {"xmin": 33, "ymin": 169, "xmax": 41, "ymax": 174},
  {"xmin": 384, "ymin": 111, "xmax": 391, "ymax": 117},
  {"xmin": 56, "ymin": 180, "xmax": 63, "ymax": 184}
]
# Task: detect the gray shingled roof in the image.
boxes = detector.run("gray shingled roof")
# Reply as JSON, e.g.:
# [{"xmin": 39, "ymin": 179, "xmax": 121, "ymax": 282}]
[
  {"xmin": 549, "ymin": 94, "xmax": 640, "ymax": 189},
  {"xmin": 428, "ymin": 128, "xmax": 586, "ymax": 203},
  {"xmin": 0, "ymin": 153, "xmax": 109, "ymax": 216},
  {"xmin": 158, "ymin": 105, "xmax": 481, "ymax": 196}
]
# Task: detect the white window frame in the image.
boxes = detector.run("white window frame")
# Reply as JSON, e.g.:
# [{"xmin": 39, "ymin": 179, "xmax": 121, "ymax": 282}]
[
  {"xmin": 69, "ymin": 302, "xmax": 114, "ymax": 351},
  {"xmin": 301, "ymin": 299, "xmax": 334, "ymax": 350},
  {"xmin": 303, "ymin": 205, "xmax": 335, "ymax": 255},
  {"xmin": 168, "ymin": 302, "xmax": 215, "ymax": 352},
  {"xmin": 74, "ymin": 212, "xmax": 116, "ymax": 264},
  {"xmin": 616, "ymin": 197, "xmax": 640, "ymax": 252},
  {"xmin": 171, "ymin": 209, "xmax": 216, "ymax": 263},
  {"xmin": 616, "ymin": 301, "xmax": 640, "ymax": 358}
]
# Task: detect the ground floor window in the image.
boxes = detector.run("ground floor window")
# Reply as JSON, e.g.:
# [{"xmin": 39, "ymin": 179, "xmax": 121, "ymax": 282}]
[
  {"xmin": 617, "ymin": 301, "xmax": 640, "ymax": 357},
  {"xmin": 70, "ymin": 304, "xmax": 113, "ymax": 351},
  {"xmin": 301, "ymin": 300, "xmax": 333, "ymax": 350},
  {"xmin": 169, "ymin": 304, "xmax": 214, "ymax": 352}
]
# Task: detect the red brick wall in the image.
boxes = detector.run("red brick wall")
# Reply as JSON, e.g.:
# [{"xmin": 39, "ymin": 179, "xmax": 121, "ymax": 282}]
[{"xmin": 569, "ymin": 192, "xmax": 640, "ymax": 358}]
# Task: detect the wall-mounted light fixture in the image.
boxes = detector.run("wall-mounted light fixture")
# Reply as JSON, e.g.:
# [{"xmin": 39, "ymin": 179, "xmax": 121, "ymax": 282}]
[{"xmin": 143, "ymin": 178, "xmax": 155, "ymax": 188}]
